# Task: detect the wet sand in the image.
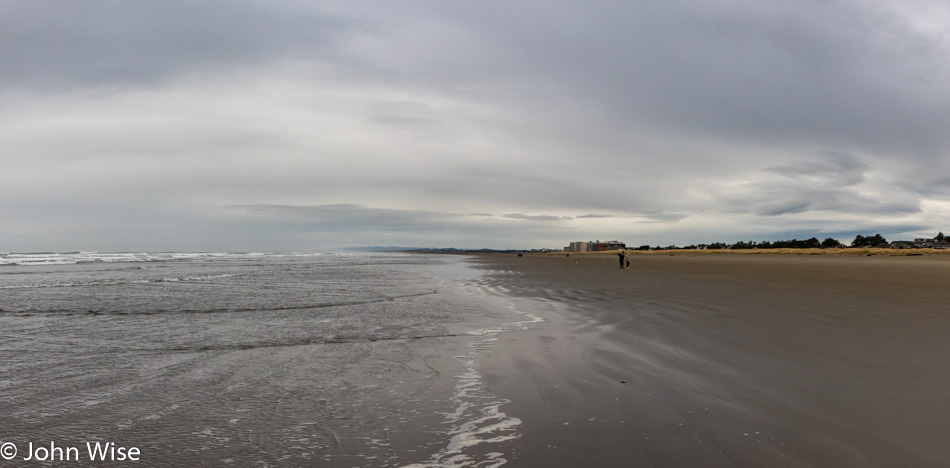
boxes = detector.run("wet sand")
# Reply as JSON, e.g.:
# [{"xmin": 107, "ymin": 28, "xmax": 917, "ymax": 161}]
[{"xmin": 468, "ymin": 253, "xmax": 950, "ymax": 467}]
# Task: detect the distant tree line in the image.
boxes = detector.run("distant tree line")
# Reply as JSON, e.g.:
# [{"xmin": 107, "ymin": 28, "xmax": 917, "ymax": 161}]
[
  {"xmin": 630, "ymin": 233, "xmax": 908, "ymax": 251},
  {"xmin": 849, "ymin": 234, "xmax": 888, "ymax": 247},
  {"xmin": 725, "ymin": 234, "xmax": 886, "ymax": 250}
]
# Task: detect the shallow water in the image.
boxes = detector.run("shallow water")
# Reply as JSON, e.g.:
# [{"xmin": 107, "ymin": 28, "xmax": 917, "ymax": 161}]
[{"xmin": 0, "ymin": 252, "xmax": 536, "ymax": 467}]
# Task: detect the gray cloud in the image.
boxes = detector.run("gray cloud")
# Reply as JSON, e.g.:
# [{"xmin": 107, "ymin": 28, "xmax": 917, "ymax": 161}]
[
  {"xmin": 436, "ymin": 1, "xmax": 950, "ymax": 158},
  {"xmin": 708, "ymin": 149, "xmax": 923, "ymax": 221},
  {"xmin": 763, "ymin": 152, "xmax": 870, "ymax": 186},
  {"xmin": 3, "ymin": 1, "xmax": 950, "ymax": 251},
  {"xmin": 197, "ymin": 204, "xmax": 595, "ymax": 250},
  {"xmin": 0, "ymin": 0, "xmax": 360, "ymax": 91},
  {"xmin": 756, "ymin": 201, "xmax": 812, "ymax": 217},
  {"xmin": 224, "ymin": 204, "xmax": 464, "ymax": 233},
  {"xmin": 921, "ymin": 177, "xmax": 950, "ymax": 196},
  {"xmin": 639, "ymin": 211, "xmax": 690, "ymax": 223},
  {"xmin": 225, "ymin": 205, "xmax": 579, "ymax": 231},
  {"xmin": 501, "ymin": 213, "xmax": 572, "ymax": 222}
]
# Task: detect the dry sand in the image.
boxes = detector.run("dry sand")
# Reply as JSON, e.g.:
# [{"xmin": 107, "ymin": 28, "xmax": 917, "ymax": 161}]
[{"xmin": 466, "ymin": 252, "xmax": 950, "ymax": 467}]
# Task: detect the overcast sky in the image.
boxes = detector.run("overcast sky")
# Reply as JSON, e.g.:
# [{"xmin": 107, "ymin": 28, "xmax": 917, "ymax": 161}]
[{"xmin": 3, "ymin": 0, "xmax": 950, "ymax": 251}]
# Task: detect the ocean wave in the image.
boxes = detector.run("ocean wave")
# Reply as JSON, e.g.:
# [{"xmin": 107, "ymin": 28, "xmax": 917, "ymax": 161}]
[
  {"xmin": 0, "ymin": 251, "xmax": 327, "ymax": 266},
  {"xmin": 0, "ymin": 273, "xmax": 240, "ymax": 290},
  {"xmin": 0, "ymin": 331, "xmax": 470, "ymax": 356},
  {"xmin": 0, "ymin": 290, "xmax": 439, "ymax": 315}
]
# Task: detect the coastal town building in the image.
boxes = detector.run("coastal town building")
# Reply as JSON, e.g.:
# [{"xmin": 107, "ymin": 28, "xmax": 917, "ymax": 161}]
[
  {"xmin": 564, "ymin": 240, "xmax": 626, "ymax": 252},
  {"xmin": 913, "ymin": 238, "xmax": 950, "ymax": 249},
  {"xmin": 568, "ymin": 241, "xmax": 590, "ymax": 252},
  {"xmin": 890, "ymin": 240, "xmax": 915, "ymax": 249},
  {"xmin": 886, "ymin": 235, "xmax": 949, "ymax": 249}
]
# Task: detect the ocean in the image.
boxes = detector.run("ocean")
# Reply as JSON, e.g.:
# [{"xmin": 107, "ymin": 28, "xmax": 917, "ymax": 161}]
[{"xmin": 0, "ymin": 252, "xmax": 540, "ymax": 467}]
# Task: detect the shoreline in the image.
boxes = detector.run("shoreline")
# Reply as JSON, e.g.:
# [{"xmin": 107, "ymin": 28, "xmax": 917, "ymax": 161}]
[
  {"xmin": 543, "ymin": 247, "xmax": 950, "ymax": 256},
  {"xmin": 466, "ymin": 253, "xmax": 950, "ymax": 467},
  {"xmin": 400, "ymin": 247, "xmax": 950, "ymax": 257}
]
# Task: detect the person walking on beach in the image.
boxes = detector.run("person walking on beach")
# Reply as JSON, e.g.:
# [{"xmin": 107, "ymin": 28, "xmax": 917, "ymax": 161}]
[{"xmin": 618, "ymin": 250, "xmax": 626, "ymax": 269}]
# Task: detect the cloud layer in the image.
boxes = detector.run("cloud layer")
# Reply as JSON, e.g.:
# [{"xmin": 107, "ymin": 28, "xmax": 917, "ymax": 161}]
[{"xmin": 3, "ymin": 0, "xmax": 950, "ymax": 251}]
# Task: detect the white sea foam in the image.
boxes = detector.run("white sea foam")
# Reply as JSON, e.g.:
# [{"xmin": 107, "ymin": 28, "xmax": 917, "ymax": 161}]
[
  {"xmin": 0, "ymin": 273, "xmax": 238, "ymax": 290},
  {"xmin": 2, "ymin": 252, "xmax": 536, "ymax": 466},
  {"xmin": 403, "ymin": 304, "xmax": 543, "ymax": 468},
  {"xmin": 0, "ymin": 251, "xmax": 327, "ymax": 266}
]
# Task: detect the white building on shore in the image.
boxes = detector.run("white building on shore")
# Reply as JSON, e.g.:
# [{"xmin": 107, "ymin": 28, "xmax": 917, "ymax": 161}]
[{"xmin": 565, "ymin": 240, "xmax": 626, "ymax": 252}]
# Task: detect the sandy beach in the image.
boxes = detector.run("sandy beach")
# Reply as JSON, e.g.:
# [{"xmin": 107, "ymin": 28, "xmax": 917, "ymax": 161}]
[
  {"xmin": 466, "ymin": 252, "xmax": 950, "ymax": 467},
  {"xmin": 4, "ymin": 252, "xmax": 950, "ymax": 467}
]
